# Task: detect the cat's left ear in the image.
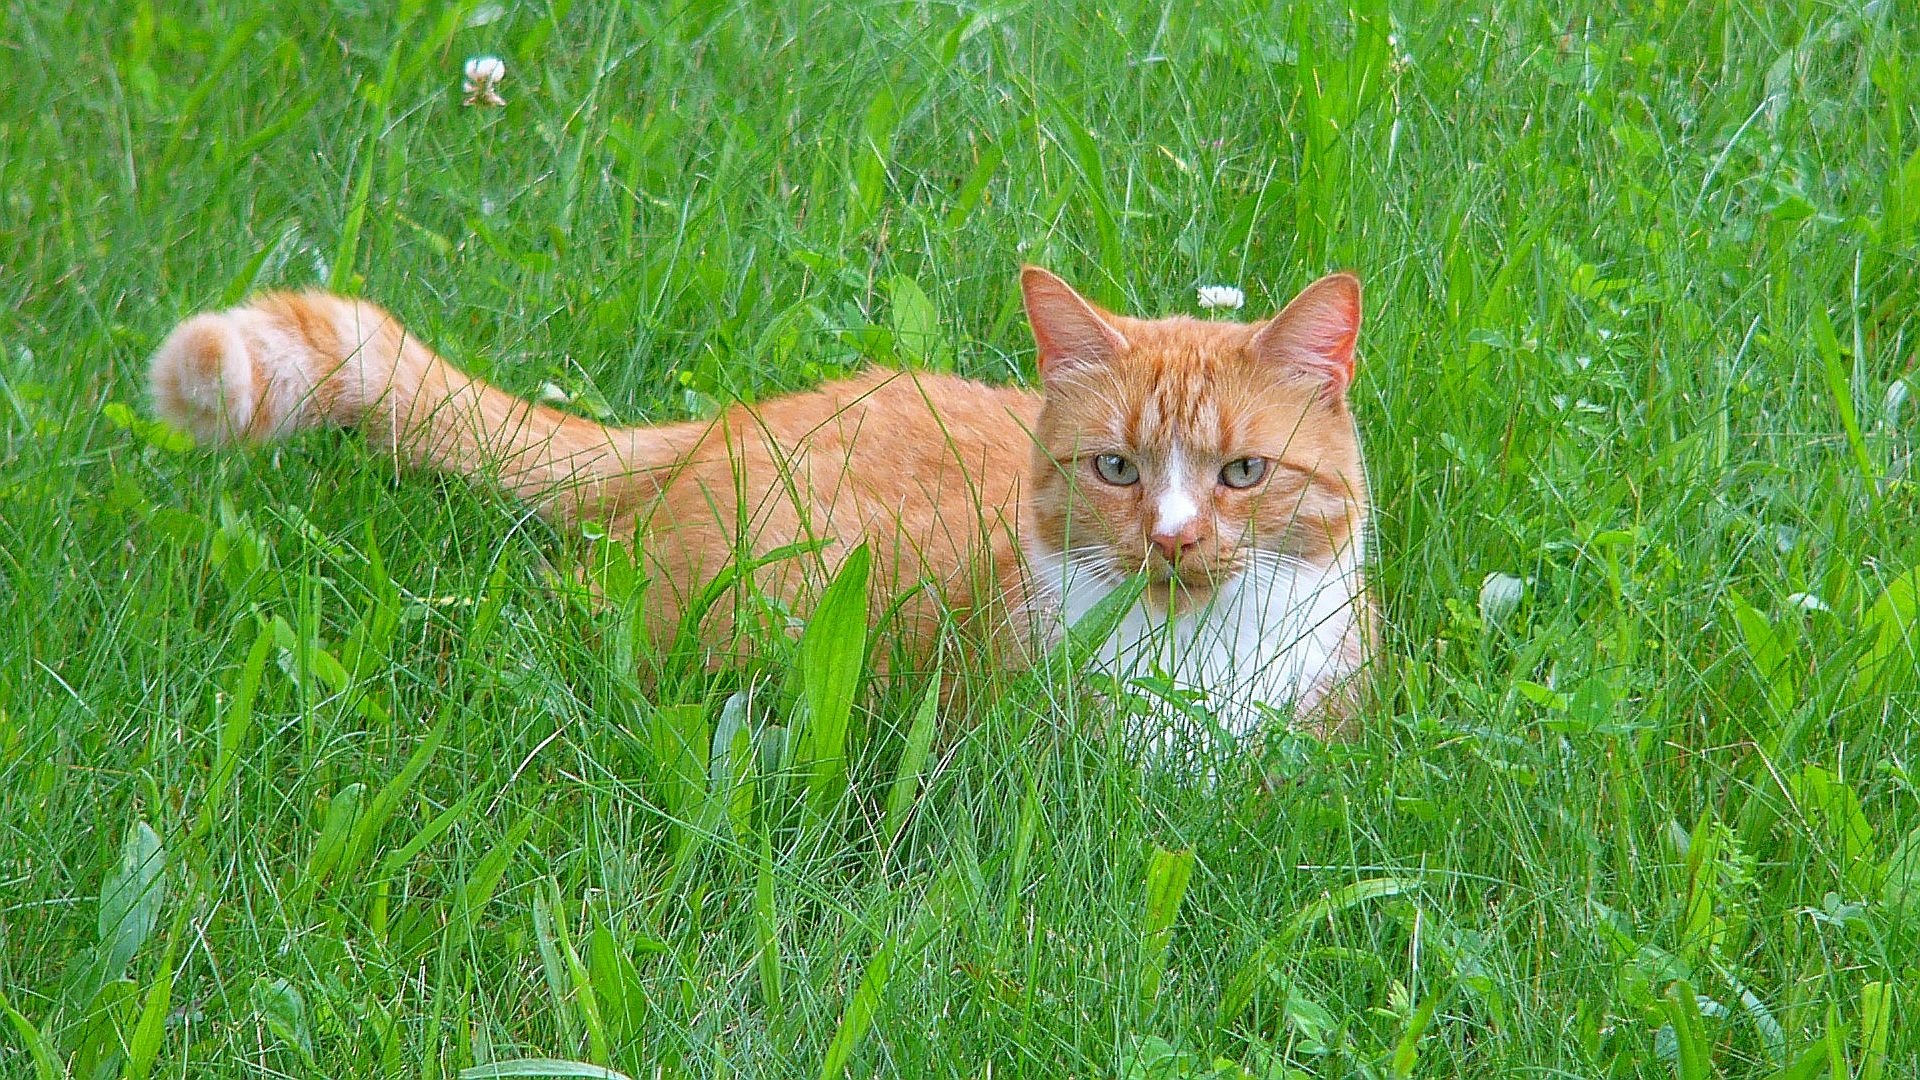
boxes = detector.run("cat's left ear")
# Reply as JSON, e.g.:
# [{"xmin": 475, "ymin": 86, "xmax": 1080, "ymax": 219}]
[{"xmin": 1249, "ymin": 272, "xmax": 1362, "ymax": 396}]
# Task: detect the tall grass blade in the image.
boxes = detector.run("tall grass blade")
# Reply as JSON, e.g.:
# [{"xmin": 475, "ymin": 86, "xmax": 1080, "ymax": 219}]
[
  {"xmin": 0, "ymin": 989, "xmax": 58, "ymax": 1080},
  {"xmin": 457, "ymin": 813, "xmax": 536, "ymax": 928},
  {"xmin": 1810, "ymin": 303, "xmax": 1877, "ymax": 499},
  {"xmin": 342, "ymin": 714, "xmax": 450, "ymax": 883},
  {"xmin": 194, "ymin": 621, "xmax": 271, "ymax": 839},
  {"xmin": 817, "ymin": 937, "xmax": 895, "ymax": 1080},
  {"xmin": 882, "ymin": 675, "xmax": 941, "ymax": 848},
  {"xmin": 532, "ymin": 879, "xmax": 583, "ymax": 1051}
]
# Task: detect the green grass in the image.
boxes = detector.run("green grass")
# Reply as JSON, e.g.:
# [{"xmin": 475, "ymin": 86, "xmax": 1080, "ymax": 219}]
[{"xmin": 3, "ymin": 1, "xmax": 1918, "ymax": 1077}]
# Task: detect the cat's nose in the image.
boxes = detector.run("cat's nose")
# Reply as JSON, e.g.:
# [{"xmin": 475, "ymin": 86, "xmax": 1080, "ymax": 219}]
[{"xmin": 1149, "ymin": 524, "xmax": 1204, "ymax": 563}]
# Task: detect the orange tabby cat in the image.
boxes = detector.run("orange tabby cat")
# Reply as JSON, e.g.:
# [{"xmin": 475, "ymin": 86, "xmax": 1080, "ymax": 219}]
[{"xmin": 148, "ymin": 268, "xmax": 1372, "ymax": 734}]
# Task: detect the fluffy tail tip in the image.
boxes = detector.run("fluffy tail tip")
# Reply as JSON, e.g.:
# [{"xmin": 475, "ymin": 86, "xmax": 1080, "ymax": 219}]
[{"xmin": 148, "ymin": 312, "xmax": 256, "ymax": 444}]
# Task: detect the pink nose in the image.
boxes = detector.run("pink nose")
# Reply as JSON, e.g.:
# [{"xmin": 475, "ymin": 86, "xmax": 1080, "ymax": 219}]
[{"xmin": 1149, "ymin": 525, "xmax": 1203, "ymax": 562}]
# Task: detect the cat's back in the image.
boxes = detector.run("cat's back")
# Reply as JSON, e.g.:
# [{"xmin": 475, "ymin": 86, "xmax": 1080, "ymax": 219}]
[
  {"xmin": 712, "ymin": 367, "xmax": 1041, "ymax": 476},
  {"xmin": 652, "ymin": 367, "xmax": 1040, "ymax": 543},
  {"xmin": 645, "ymin": 366, "xmax": 1041, "ymax": 623}
]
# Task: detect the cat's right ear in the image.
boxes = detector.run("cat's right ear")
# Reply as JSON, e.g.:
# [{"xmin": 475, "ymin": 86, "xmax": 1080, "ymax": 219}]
[{"xmin": 1021, "ymin": 266, "xmax": 1129, "ymax": 385}]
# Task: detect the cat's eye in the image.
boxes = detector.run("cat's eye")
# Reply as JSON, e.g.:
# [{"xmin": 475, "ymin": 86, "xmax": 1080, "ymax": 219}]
[
  {"xmin": 1092, "ymin": 453, "xmax": 1139, "ymax": 486},
  {"xmin": 1219, "ymin": 457, "xmax": 1269, "ymax": 489}
]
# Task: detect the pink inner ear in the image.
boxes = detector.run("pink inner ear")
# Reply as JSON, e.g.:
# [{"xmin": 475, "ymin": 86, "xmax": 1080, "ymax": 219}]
[
  {"xmin": 1251, "ymin": 272, "xmax": 1362, "ymax": 393},
  {"xmin": 1021, "ymin": 266, "xmax": 1129, "ymax": 381}
]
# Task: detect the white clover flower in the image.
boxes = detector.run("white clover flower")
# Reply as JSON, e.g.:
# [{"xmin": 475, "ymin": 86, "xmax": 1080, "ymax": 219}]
[
  {"xmin": 1786, "ymin": 592, "xmax": 1832, "ymax": 613},
  {"xmin": 463, "ymin": 55, "xmax": 506, "ymax": 107},
  {"xmin": 1478, "ymin": 572, "xmax": 1528, "ymax": 625},
  {"xmin": 1196, "ymin": 285, "xmax": 1245, "ymax": 311},
  {"xmin": 1884, "ymin": 377, "xmax": 1910, "ymax": 423}
]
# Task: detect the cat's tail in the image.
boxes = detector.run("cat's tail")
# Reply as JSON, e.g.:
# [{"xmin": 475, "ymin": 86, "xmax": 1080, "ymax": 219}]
[{"xmin": 147, "ymin": 291, "xmax": 703, "ymax": 522}]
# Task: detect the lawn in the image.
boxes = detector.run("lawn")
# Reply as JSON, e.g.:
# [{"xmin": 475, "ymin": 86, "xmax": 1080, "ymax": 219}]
[{"xmin": 2, "ymin": 2, "xmax": 1917, "ymax": 1077}]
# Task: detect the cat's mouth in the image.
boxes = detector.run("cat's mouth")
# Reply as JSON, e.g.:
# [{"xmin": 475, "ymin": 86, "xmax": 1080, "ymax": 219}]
[{"xmin": 1141, "ymin": 568, "xmax": 1232, "ymax": 616}]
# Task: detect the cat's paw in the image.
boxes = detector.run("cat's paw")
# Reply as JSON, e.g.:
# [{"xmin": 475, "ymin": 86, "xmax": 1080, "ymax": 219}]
[{"xmin": 148, "ymin": 311, "xmax": 264, "ymax": 444}]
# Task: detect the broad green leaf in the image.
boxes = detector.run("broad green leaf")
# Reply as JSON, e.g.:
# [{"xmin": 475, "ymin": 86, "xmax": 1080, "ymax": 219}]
[
  {"xmin": 1825, "ymin": 1001, "xmax": 1851, "ymax": 1080},
  {"xmin": 1859, "ymin": 982, "xmax": 1890, "ymax": 1080},
  {"xmin": 1765, "ymin": 1040, "xmax": 1829, "ymax": 1080},
  {"xmin": 122, "ymin": 951, "xmax": 177, "ymax": 1080},
  {"xmin": 648, "ymin": 702, "xmax": 708, "ymax": 845},
  {"xmin": 1727, "ymin": 591, "xmax": 1795, "ymax": 715},
  {"xmin": 1679, "ymin": 813, "xmax": 1724, "ymax": 963},
  {"xmin": 845, "ymin": 86, "xmax": 898, "ymax": 234},
  {"xmin": 251, "ymin": 977, "xmax": 312, "ymax": 1062},
  {"xmin": 1280, "ymin": 876, "xmax": 1422, "ymax": 947},
  {"xmin": 587, "ymin": 925, "xmax": 647, "ymax": 1051},
  {"xmin": 462, "ymin": 558, "xmax": 515, "ymax": 669},
  {"xmin": 1661, "ymin": 981, "xmax": 1712, "ymax": 1080},
  {"xmin": 1219, "ymin": 876, "xmax": 1421, "ymax": 1027},
  {"xmin": 888, "ymin": 275, "xmax": 947, "ymax": 369},
  {"xmin": 1117, "ymin": 1034, "xmax": 1195, "ymax": 1079},
  {"xmin": 92, "ymin": 820, "xmax": 164, "ymax": 1002},
  {"xmin": 996, "ymin": 767, "xmax": 1042, "ymax": 958},
  {"xmin": 302, "ymin": 782, "xmax": 367, "ymax": 899},
  {"xmin": 1811, "ymin": 304, "xmax": 1876, "ymax": 495},
  {"xmin": 103, "ymin": 401, "xmax": 195, "ymax": 453},
  {"xmin": 1882, "ymin": 824, "xmax": 1920, "ymax": 913},
  {"xmin": 794, "ymin": 545, "xmax": 871, "ymax": 807},
  {"xmin": 377, "ymin": 791, "xmax": 475, "ymax": 884},
  {"xmin": 1854, "ymin": 565, "xmax": 1918, "ymax": 695},
  {"xmin": 1138, "ymin": 845, "xmax": 1195, "ymax": 1005},
  {"xmin": 1789, "ymin": 765, "xmax": 1877, "ymax": 894},
  {"xmin": 708, "ymin": 690, "xmax": 756, "ymax": 840},
  {"xmin": 195, "ymin": 621, "xmax": 273, "ymax": 840},
  {"xmin": 756, "ymin": 835, "xmax": 784, "ymax": 1019},
  {"xmin": 71, "ymin": 976, "xmax": 138, "ymax": 1079},
  {"xmin": 943, "ymin": 140, "xmax": 1004, "ymax": 229},
  {"xmin": 1879, "ymin": 144, "xmax": 1920, "ymax": 245},
  {"xmin": 1058, "ymin": 574, "xmax": 1147, "ymax": 671},
  {"xmin": 539, "ymin": 879, "xmax": 609, "ymax": 1067},
  {"xmin": 460, "ymin": 1061, "xmax": 637, "ymax": 1080},
  {"xmin": 1388, "ymin": 993, "xmax": 1440, "ymax": 1079},
  {"xmin": 1055, "ymin": 114, "xmax": 1121, "ymax": 272}
]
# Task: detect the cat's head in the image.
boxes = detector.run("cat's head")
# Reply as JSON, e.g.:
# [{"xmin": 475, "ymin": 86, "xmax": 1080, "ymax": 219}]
[{"xmin": 1022, "ymin": 266, "xmax": 1368, "ymax": 615}]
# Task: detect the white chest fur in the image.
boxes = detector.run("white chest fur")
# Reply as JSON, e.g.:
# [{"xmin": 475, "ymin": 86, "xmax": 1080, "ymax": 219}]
[{"xmin": 1026, "ymin": 542, "xmax": 1363, "ymax": 736}]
